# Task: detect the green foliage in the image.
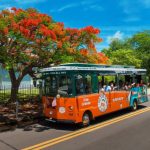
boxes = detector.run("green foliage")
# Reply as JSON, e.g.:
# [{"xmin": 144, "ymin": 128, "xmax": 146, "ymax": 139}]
[
  {"xmin": 130, "ymin": 31, "xmax": 150, "ymax": 53},
  {"xmin": 102, "ymin": 30, "xmax": 150, "ymax": 78},
  {"xmin": 130, "ymin": 31, "xmax": 150, "ymax": 76},
  {"xmin": 111, "ymin": 49, "xmax": 142, "ymax": 68},
  {"xmin": 53, "ymin": 52, "xmax": 75, "ymax": 64},
  {"xmin": 104, "ymin": 76, "xmax": 115, "ymax": 84}
]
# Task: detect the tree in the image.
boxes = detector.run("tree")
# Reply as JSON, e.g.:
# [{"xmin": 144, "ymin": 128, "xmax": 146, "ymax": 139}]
[
  {"xmin": 130, "ymin": 31, "xmax": 150, "ymax": 77},
  {"xmin": 0, "ymin": 8, "xmax": 105, "ymax": 101},
  {"xmin": 110, "ymin": 49, "xmax": 142, "ymax": 68},
  {"xmin": 130, "ymin": 31, "xmax": 150, "ymax": 53},
  {"xmin": 0, "ymin": 8, "xmax": 59, "ymax": 101},
  {"xmin": 102, "ymin": 30, "xmax": 150, "ymax": 78},
  {"xmin": 102, "ymin": 38, "xmax": 132, "ymax": 57}
]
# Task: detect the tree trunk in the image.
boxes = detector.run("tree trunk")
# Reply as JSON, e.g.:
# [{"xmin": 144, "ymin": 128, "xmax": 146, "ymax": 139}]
[
  {"xmin": 8, "ymin": 68, "xmax": 22, "ymax": 102},
  {"xmin": 10, "ymin": 81, "xmax": 20, "ymax": 102},
  {"xmin": 8, "ymin": 67, "xmax": 31, "ymax": 102}
]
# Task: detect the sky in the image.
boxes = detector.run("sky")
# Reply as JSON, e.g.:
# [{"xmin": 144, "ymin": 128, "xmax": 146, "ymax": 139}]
[{"xmin": 0, "ymin": 0, "xmax": 150, "ymax": 51}]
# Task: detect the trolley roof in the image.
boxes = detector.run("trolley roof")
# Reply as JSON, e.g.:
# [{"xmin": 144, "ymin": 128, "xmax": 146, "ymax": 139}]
[{"xmin": 40, "ymin": 63, "xmax": 146, "ymax": 75}]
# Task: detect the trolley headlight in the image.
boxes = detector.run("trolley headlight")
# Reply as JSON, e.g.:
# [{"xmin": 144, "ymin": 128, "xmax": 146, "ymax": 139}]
[
  {"xmin": 49, "ymin": 111, "xmax": 53, "ymax": 115},
  {"xmin": 56, "ymin": 94, "xmax": 60, "ymax": 99},
  {"xmin": 59, "ymin": 107, "xmax": 66, "ymax": 114},
  {"xmin": 68, "ymin": 106, "xmax": 74, "ymax": 111}
]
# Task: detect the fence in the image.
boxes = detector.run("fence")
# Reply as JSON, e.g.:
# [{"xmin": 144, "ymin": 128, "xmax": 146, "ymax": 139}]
[{"xmin": 0, "ymin": 84, "xmax": 40, "ymax": 103}]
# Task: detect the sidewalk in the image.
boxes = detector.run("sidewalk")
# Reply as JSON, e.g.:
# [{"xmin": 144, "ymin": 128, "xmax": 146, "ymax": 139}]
[
  {"xmin": 148, "ymin": 88, "xmax": 150, "ymax": 93},
  {"xmin": 148, "ymin": 88, "xmax": 150, "ymax": 101}
]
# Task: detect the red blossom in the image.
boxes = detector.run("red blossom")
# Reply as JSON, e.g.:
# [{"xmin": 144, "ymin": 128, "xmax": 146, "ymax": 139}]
[
  {"xmin": 12, "ymin": 23, "xmax": 19, "ymax": 31},
  {"xmin": 39, "ymin": 25, "xmax": 57, "ymax": 40},
  {"xmin": 80, "ymin": 49, "xmax": 88, "ymax": 56},
  {"xmin": 3, "ymin": 27, "xmax": 8, "ymax": 34},
  {"xmin": 57, "ymin": 41, "xmax": 63, "ymax": 48},
  {"xmin": 19, "ymin": 26, "xmax": 30, "ymax": 37},
  {"xmin": 66, "ymin": 28, "xmax": 81, "ymax": 36},
  {"xmin": 20, "ymin": 19, "xmax": 42, "ymax": 28},
  {"xmin": 57, "ymin": 22, "xmax": 64, "ymax": 27},
  {"xmin": 96, "ymin": 52, "xmax": 109, "ymax": 64},
  {"xmin": 11, "ymin": 7, "xmax": 17, "ymax": 12},
  {"xmin": 81, "ymin": 26, "xmax": 100, "ymax": 34},
  {"xmin": 0, "ymin": 7, "xmax": 105, "ymax": 65}
]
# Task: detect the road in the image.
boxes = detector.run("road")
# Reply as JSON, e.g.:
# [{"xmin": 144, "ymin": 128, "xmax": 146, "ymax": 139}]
[{"xmin": 0, "ymin": 94, "xmax": 150, "ymax": 150}]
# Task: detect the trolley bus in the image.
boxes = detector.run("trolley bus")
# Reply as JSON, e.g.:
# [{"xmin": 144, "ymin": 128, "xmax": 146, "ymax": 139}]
[{"xmin": 40, "ymin": 63, "xmax": 148, "ymax": 126}]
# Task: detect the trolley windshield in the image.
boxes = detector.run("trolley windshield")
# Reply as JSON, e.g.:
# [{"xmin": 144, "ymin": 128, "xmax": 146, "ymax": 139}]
[{"xmin": 43, "ymin": 74, "xmax": 73, "ymax": 97}]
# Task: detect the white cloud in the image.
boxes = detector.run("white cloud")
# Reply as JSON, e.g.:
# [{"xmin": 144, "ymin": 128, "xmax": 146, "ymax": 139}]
[
  {"xmin": 107, "ymin": 31, "xmax": 124, "ymax": 44},
  {"xmin": 50, "ymin": 3, "xmax": 80, "ymax": 13},
  {"xmin": 50, "ymin": 1, "xmax": 103, "ymax": 13},
  {"xmin": 5, "ymin": 7, "xmax": 13, "ymax": 11},
  {"xmin": 57, "ymin": 4, "xmax": 78, "ymax": 12},
  {"xmin": 83, "ymin": 4, "xmax": 103, "ymax": 12}
]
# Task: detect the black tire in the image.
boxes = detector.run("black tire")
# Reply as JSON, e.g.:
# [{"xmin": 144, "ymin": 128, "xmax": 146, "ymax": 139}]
[
  {"xmin": 131, "ymin": 101, "xmax": 138, "ymax": 111},
  {"xmin": 82, "ymin": 113, "xmax": 90, "ymax": 127}
]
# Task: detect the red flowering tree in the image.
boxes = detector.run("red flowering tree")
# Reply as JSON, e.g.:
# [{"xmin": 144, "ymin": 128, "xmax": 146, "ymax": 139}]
[
  {"xmin": 64, "ymin": 26, "xmax": 109, "ymax": 64},
  {"xmin": 0, "ymin": 8, "xmax": 62, "ymax": 101},
  {"xmin": 0, "ymin": 8, "xmax": 107, "ymax": 101}
]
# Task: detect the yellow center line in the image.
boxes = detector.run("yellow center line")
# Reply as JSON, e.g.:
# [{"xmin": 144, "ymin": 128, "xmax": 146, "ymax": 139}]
[{"xmin": 22, "ymin": 107, "xmax": 150, "ymax": 150}]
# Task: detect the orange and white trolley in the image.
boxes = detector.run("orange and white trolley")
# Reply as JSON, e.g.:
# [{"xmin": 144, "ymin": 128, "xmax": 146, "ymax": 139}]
[{"xmin": 40, "ymin": 63, "xmax": 148, "ymax": 126}]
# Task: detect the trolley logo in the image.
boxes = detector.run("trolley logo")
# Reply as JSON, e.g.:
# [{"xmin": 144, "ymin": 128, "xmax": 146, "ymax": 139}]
[{"xmin": 98, "ymin": 94, "xmax": 108, "ymax": 112}]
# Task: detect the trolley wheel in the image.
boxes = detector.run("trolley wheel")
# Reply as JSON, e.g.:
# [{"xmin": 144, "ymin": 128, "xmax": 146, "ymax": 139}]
[
  {"xmin": 131, "ymin": 101, "xmax": 138, "ymax": 111},
  {"xmin": 82, "ymin": 113, "xmax": 90, "ymax": 127}
]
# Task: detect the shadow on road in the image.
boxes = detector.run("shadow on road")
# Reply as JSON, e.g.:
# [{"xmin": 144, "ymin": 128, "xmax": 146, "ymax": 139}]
[{"xmin": 21, "ymin": 105, "xmax": 147, "ymax": 132}]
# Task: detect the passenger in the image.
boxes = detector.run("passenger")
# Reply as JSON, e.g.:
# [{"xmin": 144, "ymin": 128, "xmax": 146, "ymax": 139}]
[
  {"xmin": 127, "ymin": 83, "xmax": 132, "ymax": 89},
  {"xmin": 78, "ymin": 79, "xmax": 84, "ymax": 94},
  {"xmin": 130, "ymin": 82, "xmax": 135, "ymax": 88},
  {"xmin": 99, "ymin": 85, "xmax": 105, "ymax": 93},
  {"xmin": 119, "ymin": 80, "xmax": 123, "ymax": 89},
  {"xmin": 110, "ymin": 81, "xmax": 116, "ymax": 91},
  {"xmin": 105, "ymin": 83, "xmax": 111, "ymax": 92},
  {"xmin": 123, "ymin": 82, "xmax": 129, "ymax": 90},
  {"xmin": 131, "ymin": 83, "xmax": 141, "ymax": 96},
  {"xmin": 98, "ymin": 80, "xmax": 102, "ymax": 90},
  {"xmin": 85, "ymin": 81, "xmax": 91, "ymax": 94},
  {"xmin": 139, "ymin": 80, "xmax": 144, "ymax": 87}
]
